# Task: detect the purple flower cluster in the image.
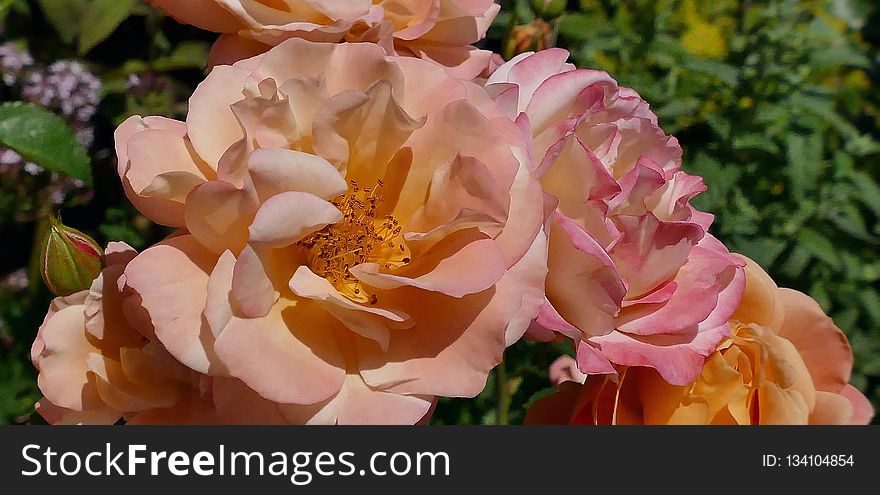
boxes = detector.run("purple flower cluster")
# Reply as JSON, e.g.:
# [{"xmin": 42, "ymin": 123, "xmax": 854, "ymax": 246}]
[
  {"xmin": 0, "ymin": 41, "xmax": 33, "ymax": 86},
  {"xmin": 22, "ymin": 60, "xmax": 101, "ymax": 123}
]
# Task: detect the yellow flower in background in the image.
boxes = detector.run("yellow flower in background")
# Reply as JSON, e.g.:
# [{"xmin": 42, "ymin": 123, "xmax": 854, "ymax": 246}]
[
  {"xmin": 845, "ymin": 70, "xmax": 870, "ymax": 91},
  {"xmin": 682, "ymin": 22, "xmax": 726, "ymax": 59},
  {"xmin": 679, "ymin": 0, "xmax": 731, "ymax": 59}
]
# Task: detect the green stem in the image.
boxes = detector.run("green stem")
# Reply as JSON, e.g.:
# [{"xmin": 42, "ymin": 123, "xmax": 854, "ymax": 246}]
[
  {"xmin": 26, "ymin": 215, "xmax": 50, "ymax": 301},
  {"xmin": 496, "ymin": 356, "xmax": 510, "ymax": 425}
]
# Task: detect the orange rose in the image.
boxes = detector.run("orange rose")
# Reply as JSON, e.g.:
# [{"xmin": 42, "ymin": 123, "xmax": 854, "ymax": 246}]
[
  {"xmin": 526, "ymin": 258, "xmax": 875, "ymax": 425},
  {"xmin": 146, "ymin": 0, "xmax": 499, "ymax": 77}
]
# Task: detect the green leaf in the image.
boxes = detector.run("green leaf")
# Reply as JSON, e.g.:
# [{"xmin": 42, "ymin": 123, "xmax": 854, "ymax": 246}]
[
  {"xmin": 0, "ymin": 0, "xmax": 14, "ymax": 20},
  {"xmin": 704, "ymin": 113, "xmax": 732, "ymax": 140},
  {"xmin": 780, "ymin": 245, "xmax": 812, "ymax": 278},
  {"xmin": 798, "ymin": 227, "xmax": 840, "ymax": 270},
  {"xmin": 790, "ymin": 93, "xmax": 860, "ymax": 139},
  {"xmin": 78, "ymin": 0, "xmax": 138, "ymax": 54},
  {"xmin": 733, "ymin": 237, "xmax": 787, "ymax": 268},
  {"xmin": 36, "ymin": 0, "xmax": 87, "ymax": 44},
  {"xmin": 680, "ymin": 58, "xmax": 739, "ymax": 86},
  {"xmin": 810, "ymin": 45, "xmax": 871, "ymax": 69},
  {"xmin": 860, "ymin": 290, "xmax": 880, "ymax": 324},
  {"xmin": 515, "ymin": 0, "xmax": 535, "ymax": 23},
  {"xmin": 684, "ymin": 153, "xmax": 740, "ymax": 210},
  {"xmin": 11, "ymin": 0, "xmax": 29, "ymax": 15},
  {"xmin": 656, "ymin": 98, "xmax": 700, "ymax": 121},
  {"xmin": 732, "ymin": 133, "xmax": 780, "ymax": 153},
  {"xmin": 829, "ymin": 0, "xmax": 872, "ymax": 29},
  {"xmin": 559, "ymin": 13, "xmax": 602, "ymax": 40},
  {"xmin": 0, "ymin": 102, "xmax": 92, "ymax": 185},
  {"xmin": 850, "ymin": 171, "xmax": 880, "ymax": 217},
  {"xmin": 786, "ymin": 133, "xmax": 823, "ymax": 199},
  {"xmin": 151, "ymin": 41, "xmax": 211, "ymax": 72},
  {"xmin": 828, "ymin": 203, "xmax": 874, "ymax": 241},
  {"xmin": 809, "ymin": 280, "xmax": 832, "ymax": 312}
]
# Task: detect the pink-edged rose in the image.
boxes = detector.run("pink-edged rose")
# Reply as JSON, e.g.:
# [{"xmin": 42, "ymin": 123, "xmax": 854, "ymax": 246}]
[
  {"xmin": 485, "ymin": 49, "xmax": 745, "ymax": 386},
  {"xmin": 526, "ymin": 258, "xmax": 874, "ymax": 425}
]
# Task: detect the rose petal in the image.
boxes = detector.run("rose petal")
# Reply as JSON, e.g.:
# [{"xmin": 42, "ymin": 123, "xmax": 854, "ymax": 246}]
[
  {"xmin": 35, "ymin": 305, "xmax": 96, "ymax": 411},
  {"xmin": 213, "ymin": 302, "xmax": 346, "ymax": 405},
  {"xmin": 187, "ymin": 64, "xmax": 250, "ymax": 168},
  {"xmin": 279, "ymin": 374, "xmax": 433, "ymax": 425},
  {"xmin": 247, "ymin": 148, "xmax": 347, "ymax": 202},
  {"xmin": 776, "ymin": 288, "xmax": 854, "ymax": 394},
  {"xmin": 839, "ymin": 384, "xmax": 875, "ymax": 425},
  {"xmin": 545, "ymin": 213, "xmax": 625, "ymax": 338},
  {"xmin": 350, "ymin": 236, "xmax": 506, "ymax": 298},
  {"xmin": 248, "ymin": 191, "xmax": 343, "ymax": 248},
  {"xmin": 124, "ymin": 235, "xmax": 226, "ymax": 375},
  {"xmin": 230, "ymin": 244, "xmax": 279, "ymax": 319},
  {"xmin": 289, "ymin": 266, "xmax": 412, "ymax": 350},
  {"xmin": 185, "ymin": 180, "xmax": 259, "ymax": 254}
]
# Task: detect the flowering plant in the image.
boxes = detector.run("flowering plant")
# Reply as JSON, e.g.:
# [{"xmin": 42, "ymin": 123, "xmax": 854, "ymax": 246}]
[{"xmin": 1, "ymin": 0, "xmax": 874, "ymax": 426}]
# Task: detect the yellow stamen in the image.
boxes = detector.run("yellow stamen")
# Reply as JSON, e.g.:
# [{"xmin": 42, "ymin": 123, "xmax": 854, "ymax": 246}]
[{"xmin": 298, "ymin": 180, "xmax": 410, "ymax": 304}]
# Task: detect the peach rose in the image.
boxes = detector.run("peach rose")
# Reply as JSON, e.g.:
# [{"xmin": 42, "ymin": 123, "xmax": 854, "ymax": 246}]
[
  {"xmin": 31, "ymin": 242, "xmax": 216, "ymax": 425},
  {"xmin": 146, "ymin": 0, "xmax": 499, "ymax": 78},
  {"xmin": 115, "ymin": 39, "xmax": 545, "ymax": 424},
  {"xmin": 525, "ymin": 258, "xmax": 875, "ymax": 425},
  {"xmin": 485, "ymin": 48, "xmax": 745, "ymax": 386}
]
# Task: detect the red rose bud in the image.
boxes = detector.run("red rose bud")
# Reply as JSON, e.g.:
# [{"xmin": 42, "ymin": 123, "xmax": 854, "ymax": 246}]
[{"xmin": 39, "ymin": 214, "xmax": 103, "ymax": 296}]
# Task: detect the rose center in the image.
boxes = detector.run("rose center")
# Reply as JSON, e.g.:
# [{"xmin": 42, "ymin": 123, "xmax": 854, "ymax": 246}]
[{"xmin": 298, "ymin": 180, "xmax": 410, "ymax": 304}]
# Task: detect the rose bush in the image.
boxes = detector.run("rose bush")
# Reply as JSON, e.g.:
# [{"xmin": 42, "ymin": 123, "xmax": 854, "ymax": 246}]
[
  {"xmin": 485, "ymin": 49, "xmax": 745, "ymax": 386},
  {"xmin": 525, "ymin": 258, "xmax": 875, "ymax": 425},
  {"xmin": 147, "ymin": 0, "xmax": 499, "ymax": 77},
  {"xmin": 114, "ymin": 38, "xmax": 545, "ymax": 424}
]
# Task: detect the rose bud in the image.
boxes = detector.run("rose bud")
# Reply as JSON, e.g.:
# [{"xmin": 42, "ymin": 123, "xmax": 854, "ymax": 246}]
[
  {"xmin": 505, "ymin": 20, "xmax": 555, "ymax": 58},
  {"xmin": 39, "ymin": 213, "xmax": 102, "ymax": 296}
]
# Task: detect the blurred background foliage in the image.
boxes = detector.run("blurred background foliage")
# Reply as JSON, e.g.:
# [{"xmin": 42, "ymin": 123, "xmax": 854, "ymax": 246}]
[{"xmin": 0, "ymin": 0, "xmax": 877, "ymax": 425}]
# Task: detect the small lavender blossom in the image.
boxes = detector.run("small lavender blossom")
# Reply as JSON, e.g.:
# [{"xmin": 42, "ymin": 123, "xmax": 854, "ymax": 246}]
[
  {"xmin": 1, "ymin": 268, "xmax": 29, "ymax": 292},
  {"xmin": 23, "ymin": 162, "xmax": 44, "ymax": 176},
  {"xmin": 50, "ymin": 189, "xmax": 66, "ymax": 205},
  {"xmin": 21, "ymin": 71, "xmax": 53, "ymax": 106},
  {"xmin": 0, "ymin": 42, "xmax": 33, "ymax": 86},
  {"xmin": 22, "ymin": 60, "xmax": 101, "ymax": 123},
  {"xmin": 0, "ymin": 149, "xmax": 49, "ymax": 179},
  {"xmin": 0, "ymin": 148, "xmax": 21, "ymax": 166},
  {"xmin": 126, "ymin": 73, "xmax": 142, "ymax": 91},
  {"xmin": 126, "ymin": 72, "xmax": 168, "ymax": 96},
  {"xmin": 74, "ymin": 125, "xmax": 95, "ymax": 149}
]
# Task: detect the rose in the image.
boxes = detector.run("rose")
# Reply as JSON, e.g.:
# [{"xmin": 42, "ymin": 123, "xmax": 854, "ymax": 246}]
[
  {"xmin": 115, "ymin": 39, "xmax": 545, "ymax": 424},
  {"xmin": 31, "ymin": 242, "xmax": 215, "ymax": 424},
  {"xmin": 146, "ymin": 0, "xmax": 499, "ymax": 77},
  {"xmin": 485, "ymin": 48, "xmax": 745, "ymax": 386},
  {"xmin": 525, "ymin": 258, "xmax": 875, "ymax": 425}
]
